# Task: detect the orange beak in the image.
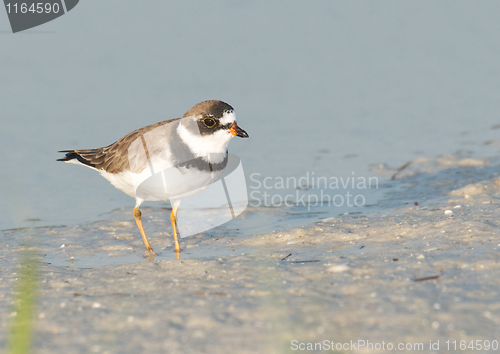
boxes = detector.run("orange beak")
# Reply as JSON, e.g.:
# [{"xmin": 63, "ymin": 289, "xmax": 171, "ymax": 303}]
[{"xmin": 229, "ymin": 123, "xmax": 249, "ymax": 138}]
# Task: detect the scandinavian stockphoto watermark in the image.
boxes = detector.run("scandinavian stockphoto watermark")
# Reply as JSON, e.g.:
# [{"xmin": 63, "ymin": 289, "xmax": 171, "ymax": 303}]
[
  {"xmin": 3, "ymin": 0, "xmax": 79, "ymax": 33},
  {"xmin": 249, "ymin": 172, "xmax": 378, "ymax": 210}
]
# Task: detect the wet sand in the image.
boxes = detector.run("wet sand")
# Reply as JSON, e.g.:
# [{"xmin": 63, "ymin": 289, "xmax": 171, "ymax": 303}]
[{"xmin": 1, "ymin": 154, "xmax": 500, "ymax": 353}]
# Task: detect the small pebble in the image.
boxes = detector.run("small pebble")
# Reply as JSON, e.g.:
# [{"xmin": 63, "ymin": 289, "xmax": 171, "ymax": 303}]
[
  {"xmin": 444, "ymin": 210, "xmax": 453, "ymax": 215},
  {"xmin": 327, "ymin": 264, "xmax": 349, "ymax": 273}
]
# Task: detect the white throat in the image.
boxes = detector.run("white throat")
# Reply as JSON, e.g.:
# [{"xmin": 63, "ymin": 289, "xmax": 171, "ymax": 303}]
[{"xmin": 177, "ymin": 114, "xmax": 235, "ymax": 163}]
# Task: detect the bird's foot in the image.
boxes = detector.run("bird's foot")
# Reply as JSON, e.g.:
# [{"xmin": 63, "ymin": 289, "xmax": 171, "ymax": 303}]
[{"xmin": 143, "ymin": 248, "xmax": 157, "ymax": 260}]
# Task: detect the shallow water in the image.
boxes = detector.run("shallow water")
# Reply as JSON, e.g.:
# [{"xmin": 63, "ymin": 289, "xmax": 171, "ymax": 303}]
[
  {"xmin": 3, "ymin": 4, "xmax": 500, "ymax": 352},
  {"xmin": 2, "ymin": 2, "xmax": 500, "ymax": 234},
  {"xmin": 18, "ymin": 153, "xmax": 499, "ymax": 269},
  {"xmin": 1, "ymin": 153, "xmax": 500, "ymax": 353}
]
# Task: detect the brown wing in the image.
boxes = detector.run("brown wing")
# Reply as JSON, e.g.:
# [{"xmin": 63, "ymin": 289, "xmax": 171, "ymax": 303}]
[{"xmin": 57, "ymin": 118, "xmax": 180, "ymax": 174}]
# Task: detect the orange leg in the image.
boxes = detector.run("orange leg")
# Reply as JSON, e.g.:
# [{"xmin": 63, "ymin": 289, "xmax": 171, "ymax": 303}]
[
  {"xmin": 133, "ymin": 207, "xmax": 156, "ymax": 256},
  {"xmin": 170, "ymin": 201, "xmax": 181, "ymax": 256}
]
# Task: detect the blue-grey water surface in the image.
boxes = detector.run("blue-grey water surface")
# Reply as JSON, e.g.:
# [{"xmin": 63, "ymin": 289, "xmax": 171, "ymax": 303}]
[{"xmin": 1, "ymin": 1, "xmax": 500, "ymax": 231}]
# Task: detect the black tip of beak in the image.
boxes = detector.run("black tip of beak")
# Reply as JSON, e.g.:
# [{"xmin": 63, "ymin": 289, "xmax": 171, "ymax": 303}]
[
  {"xmin": 237, "ymin": 129, "xmax": 249, "ymax": 138},
  {"xmin": 230, "ymin": 123, "xmax": 249, "ymax": 138}
]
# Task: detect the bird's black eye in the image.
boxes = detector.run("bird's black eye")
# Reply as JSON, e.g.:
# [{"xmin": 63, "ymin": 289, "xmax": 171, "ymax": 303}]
[{"xmin": 203, "ymin": 117, "xmax": 216, "ymax": 128}]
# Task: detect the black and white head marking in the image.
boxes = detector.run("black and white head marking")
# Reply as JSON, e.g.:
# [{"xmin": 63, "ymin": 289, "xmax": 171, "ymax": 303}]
[{"xmin": 177, "ymin": 100, "xmax": 238, "ymax": 161}]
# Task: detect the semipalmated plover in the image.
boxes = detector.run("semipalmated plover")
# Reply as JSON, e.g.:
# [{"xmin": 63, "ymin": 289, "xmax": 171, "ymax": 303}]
[{"xmin": 58, "ymin": 100, "xmax": 248, "ymax": 258}]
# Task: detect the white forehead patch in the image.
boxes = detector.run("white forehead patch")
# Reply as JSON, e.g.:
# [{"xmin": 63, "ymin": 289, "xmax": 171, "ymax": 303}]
[{"xmin": 219, "ymin": 110, "xmax": 236, "ymax": 125}]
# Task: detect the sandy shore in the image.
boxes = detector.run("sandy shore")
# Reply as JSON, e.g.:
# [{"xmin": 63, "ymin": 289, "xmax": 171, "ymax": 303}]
[{"xmin": 1, "ymin": 154, "xmax": 500, "ymax": 353}]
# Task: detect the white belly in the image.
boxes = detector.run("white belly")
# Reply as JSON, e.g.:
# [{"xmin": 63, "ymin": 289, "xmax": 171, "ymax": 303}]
[{"xmin": 100, "ymin": 160, "xmax": 224, "ymax": 202}]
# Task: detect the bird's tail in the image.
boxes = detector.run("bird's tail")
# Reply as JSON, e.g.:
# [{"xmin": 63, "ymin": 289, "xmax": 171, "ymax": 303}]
[{"xmin": 57, "ymin": 149, "xmax": 99, "ymax": 168}]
